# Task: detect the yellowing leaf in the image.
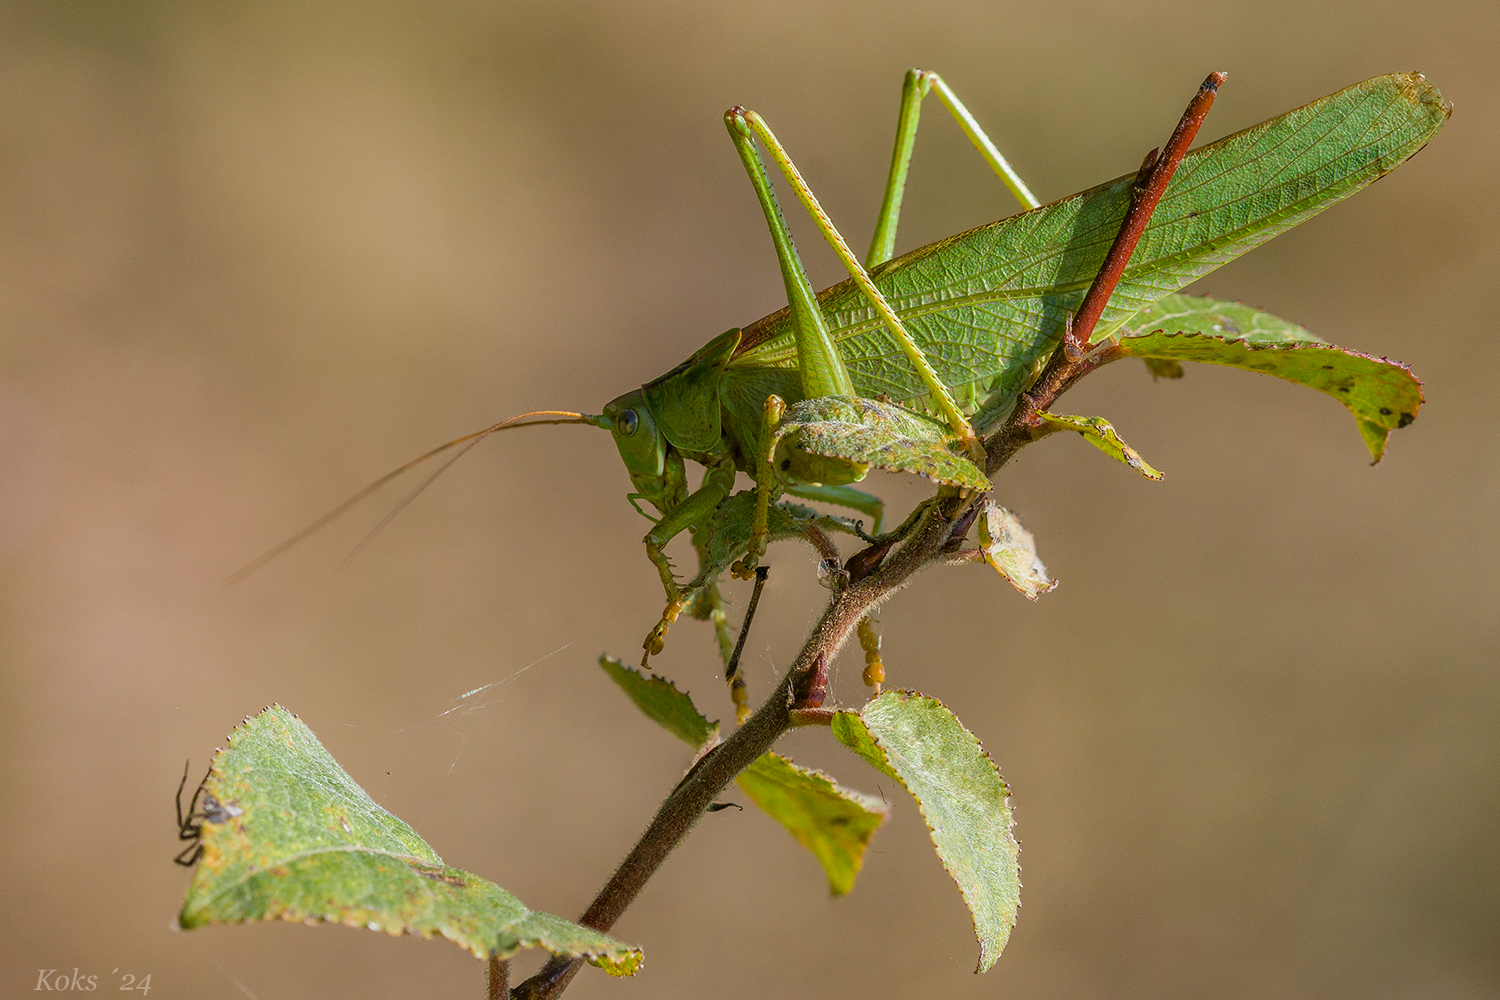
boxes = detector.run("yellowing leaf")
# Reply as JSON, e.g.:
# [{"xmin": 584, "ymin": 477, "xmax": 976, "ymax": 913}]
[
  {"xmin": 736, "ymin": 752, "xmax": 888, "ymax": 896},
  {"xmin": 600, "ymin": 657, "xmax": 888, "ymax": 895},
  {"xmin": 1039, "ymin": 412, "xmax": 1163, "ymax": 480},
  {"xmin": 978, "ymin": 501, "xmax": 1056, "ymax": 600},
  {"xmin": 1118, "ymin": 294, "xmax": 1423, "ymax": 462}
]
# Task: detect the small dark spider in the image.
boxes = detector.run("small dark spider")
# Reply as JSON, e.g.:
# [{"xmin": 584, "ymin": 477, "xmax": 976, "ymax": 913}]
[{"xmin": 175, "ymin": 760, "xmax": 237, "ymax": 866}]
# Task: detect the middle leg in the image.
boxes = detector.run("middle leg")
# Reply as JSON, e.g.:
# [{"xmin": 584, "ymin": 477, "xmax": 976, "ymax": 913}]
[{"xmin": 867, "ymin": 68, "xmax": 1041, "ymax": 268}]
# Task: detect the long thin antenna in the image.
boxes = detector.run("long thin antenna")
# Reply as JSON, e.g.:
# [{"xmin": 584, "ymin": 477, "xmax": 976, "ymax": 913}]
[{"xmin": 228, "ymin": 410, "xmax": 601, "ymax": 583}]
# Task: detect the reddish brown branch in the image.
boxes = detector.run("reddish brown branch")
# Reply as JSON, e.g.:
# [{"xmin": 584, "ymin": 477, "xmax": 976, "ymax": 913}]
[
  {"xmin": 987, "ymin": 72, "xmax": 1224, "ymax": 476},
  {"xmin": 1065, "ymin": 71, "xmax": 1224, "ymax": 358},
  {"xmin": 487, "ymin": 957, "xmax": 508, "ymax": 1000}
]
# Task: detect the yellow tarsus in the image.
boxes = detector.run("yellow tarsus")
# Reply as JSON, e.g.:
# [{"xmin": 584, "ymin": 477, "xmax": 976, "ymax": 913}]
[{"xmin": 858, "ymin": 617, "xmax": 885, "ymax": 693}]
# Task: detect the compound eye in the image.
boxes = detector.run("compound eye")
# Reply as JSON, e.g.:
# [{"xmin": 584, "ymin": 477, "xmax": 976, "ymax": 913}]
[{"xmin": 617, "ymin": 409, "xmax": 639, "ymax": 436}]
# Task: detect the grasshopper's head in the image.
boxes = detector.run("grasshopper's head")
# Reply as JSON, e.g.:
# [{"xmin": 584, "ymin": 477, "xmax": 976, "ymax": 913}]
[
  {"xmin": 600, "ymin": 329, "xmax": 740, "ymax": 500},
  {"xmin": 603, "ymin": 328, "xmax": 740, "ymax": 482},
  {"xmin": 602, "ymin": 388, "xmax": 667, "ymax": 480}
]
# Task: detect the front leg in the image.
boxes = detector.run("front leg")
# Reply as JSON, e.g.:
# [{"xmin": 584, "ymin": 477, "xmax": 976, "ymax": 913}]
[
  {"xmin": 642, "ymin": 453, "xmax": 737, "ymax": 664},
  {"xmin": 736, "ymin": 394, "xmax": 789, "ymax": 579}
]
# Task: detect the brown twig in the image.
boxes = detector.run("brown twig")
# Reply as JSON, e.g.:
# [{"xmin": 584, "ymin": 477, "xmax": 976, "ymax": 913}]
[
  {"xmin": 508, "ymin": 73, "xmax": 1225, "ymax": 1000},
  {"xmin": 986, "ymin": 71, "xmax": 1223, "ymax": 477},
  {"xmin": 510, "ymin": 500, "xmax": 965, "ymax": 999},
  {"xmin": 487, "ymin": 957, "xmax": 508, "ymax": 1000},
  {"xmin": 1064, "ymin": 72, "xmax": 1224, "ymax": 359}
]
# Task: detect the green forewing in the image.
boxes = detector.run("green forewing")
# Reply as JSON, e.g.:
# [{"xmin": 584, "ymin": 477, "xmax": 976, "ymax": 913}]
[
  {"xmin": 832, "ymin": 691, "xmax": 1020, "ymax": 973},
  {"xmin": 178, "ymin": 706, "xmax": 642, "ymax": 974},
  {"xmin": 1118, "ymin": 293, "xmax": 1422, "ymax": 461},
  {"xmin": 733, "ymin": 74, "xmax": 1447, "ymax": 427}
]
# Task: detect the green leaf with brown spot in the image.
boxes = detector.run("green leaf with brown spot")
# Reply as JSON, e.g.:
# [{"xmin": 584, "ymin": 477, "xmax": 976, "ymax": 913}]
[
  {"xmin": 599, "ymin": 658, "xmax": 888, "ymax": 895},
  {"xmin": 832, "ymin": 691, "xmax": 1019, "ymax": 973},
  {"xmin": 1038, "ymin": 412, "xmax": 1163, "ymax": 480},
  {"xmin": 1118, "ymin": 293, "xmax": 1422, "ymax": 461},
  {"xmin": 178, "ymin": 705, "xmax": 641, "ymax": 976}
]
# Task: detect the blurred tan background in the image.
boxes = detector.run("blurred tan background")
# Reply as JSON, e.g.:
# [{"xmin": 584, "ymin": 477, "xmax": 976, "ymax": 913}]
[{"xmin": 1, "ymin": 1, "xmax": 1494, "ymax": 997}]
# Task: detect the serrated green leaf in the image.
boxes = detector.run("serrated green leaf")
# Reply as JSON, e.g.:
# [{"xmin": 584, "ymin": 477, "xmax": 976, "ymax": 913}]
[
  {"xmin": 780, "ymin": 396, "xmax": 990, "ymax": 490},
  {"xmin": 832, "ymin": 691, "xmax": 1019, "ymax": 973},
  {"xmin": 735, "ymin": 752, "xmax": 889, "ymax": 896},
  {"xmin": 1038, "ymin": 412, "xmax": 1163, "ymax": 480},
  {"xmin": 977, "ymin": 501, "xmax": 1056, "ymax": 600},
  {"xmin": 600, "ymin": 656, "xmax": 720, "ymax": 748},
  {"xmin": 1118, "ymin": 294, "xmax": 1422, "ymax": 461},
  {"xmin": 179, "ymin": 705, "xmax": 641, "ymax": 976},
  {"xmin": 599, "ymin": 658, "xmax": 888, "ymax": 895},
  {"xmin": 1126, "ymin": 292, "xmax": 1321, "ymax": 345}
]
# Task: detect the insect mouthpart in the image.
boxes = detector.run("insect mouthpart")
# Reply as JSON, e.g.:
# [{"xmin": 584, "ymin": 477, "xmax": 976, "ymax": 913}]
[{"xmin": 603, "ymin": 390, "xmax": 667, "ymax": 478}]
